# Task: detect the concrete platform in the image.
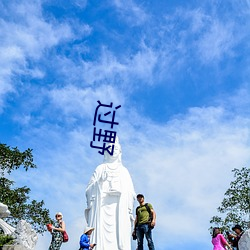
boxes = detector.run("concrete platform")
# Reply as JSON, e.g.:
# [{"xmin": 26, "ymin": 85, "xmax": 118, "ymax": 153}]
[{"xmin": 1, "ymin": 245, "xmax": 26, "ymax": 250}]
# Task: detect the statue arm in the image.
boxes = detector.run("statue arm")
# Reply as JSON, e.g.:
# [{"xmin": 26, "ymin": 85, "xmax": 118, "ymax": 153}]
[
  {"xmin": 86, "ymin": 165, "xmax": 105, "ymax": 208},
  {"xmin": 86, "ymin": 170, "xmax": 99, "ymax": 208}
]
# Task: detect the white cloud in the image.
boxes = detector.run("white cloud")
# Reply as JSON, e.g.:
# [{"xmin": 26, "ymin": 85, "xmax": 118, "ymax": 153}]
[
  {"xmin": 196, "ymin": 20, "xmax": 235, "ymax": 63},
  {"xmin": 48, "ymin": 84, "xmax": 125, "ymax": 120},
  {"xmin": 0, "ymin": 1, "xmax": 74, "ymax": 111},
  {"xmin": 13, "ymin": 96, "xmax": 250, "ymax": 249},
  {"xmin": 189, "ymin": 8, "xmax": 210, "ymax": 33},
  {"xmin": 81, "ymin": 45, "xmax": 158, "ymax": 86},
  {"xmin": 159, "ymin": 7, "xmax": 240, "ymax": 67},
  {"xmin": 73, "ymin": 0, "xmax": 87, "ymax": 9},
  {"xmin": 2, "ymin": 2, "xmax": 250, "ymax": 250},
  {"xmin": 223, "ymin": 84, "xmax": 250, "ymax": 115},
  {"xmin": 127, "ymin": 43, "xmax": 158, "ymax": 84},
  {"xmin": 121, "ymin": 106, "xmax": 250, "ymax": 248},
  {"xmin": 82, "ymin": 48, "xmax": 127, "ymax": 85},
  {"xmin": 112, "ymin": 0, "xmax": 148, "ymax": 26},
  {"xmin": 0, "ymin": 2, "xmax": 73, "ymax": 58}
]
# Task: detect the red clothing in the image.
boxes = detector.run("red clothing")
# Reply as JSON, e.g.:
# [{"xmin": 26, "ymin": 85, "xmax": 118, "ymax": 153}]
[{"xmin": 212, "ymin": 234, "xmax": 227, "ymax": 250}]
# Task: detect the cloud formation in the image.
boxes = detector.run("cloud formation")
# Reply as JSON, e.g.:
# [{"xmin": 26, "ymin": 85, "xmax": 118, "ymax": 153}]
[{"xmin": 1, "ymin": 1, "xmax": 250, "ymax": 250}]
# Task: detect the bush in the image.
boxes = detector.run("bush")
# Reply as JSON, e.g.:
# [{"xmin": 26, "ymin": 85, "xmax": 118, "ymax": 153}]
[{"xmin": 0, "ymin": 234, "xmax": 14, "ymax": 246}]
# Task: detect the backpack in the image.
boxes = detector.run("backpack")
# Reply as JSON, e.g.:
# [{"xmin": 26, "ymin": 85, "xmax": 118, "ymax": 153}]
[{"xmin": 136, "ymin": 203, "xmax": 154, "ymax": 229}]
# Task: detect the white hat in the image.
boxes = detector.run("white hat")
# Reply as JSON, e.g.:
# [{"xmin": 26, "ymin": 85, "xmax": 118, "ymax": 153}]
[
  {"xmin": 55, "ymin": 212, "xmax": 63, "ymax": 218},
  {"xmin": 84, "ymin": 227, "xmax": 94, "ymax": 234}
]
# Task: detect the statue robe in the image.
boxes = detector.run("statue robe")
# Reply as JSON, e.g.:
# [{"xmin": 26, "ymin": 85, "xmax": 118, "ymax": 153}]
[{"xmin": 85, "ymin": 163, "xmax": 135, "ymax": 250}]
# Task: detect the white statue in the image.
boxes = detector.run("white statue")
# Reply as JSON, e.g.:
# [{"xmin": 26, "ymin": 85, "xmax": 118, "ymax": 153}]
[
  {"xmin": 239, "ymin": 229, "xmax": 250, "ymax": 250},
  {"xmin": 0, "ymin": 202, "xmax": 15, "ymax": 235},
  {"xmin": 0, "ymin": 202, "xmax": 11, "ymax": 218},
  {"xmin": 13, "ymin": 220, "xmax": 38, "ymax": 250},
  {"xmin": 0, "ymin": 203, "xmax": 37, "ymax": 250},
  {"xmin": 85, "ymin": 137, "xmax": 136, "ymax": 250}
]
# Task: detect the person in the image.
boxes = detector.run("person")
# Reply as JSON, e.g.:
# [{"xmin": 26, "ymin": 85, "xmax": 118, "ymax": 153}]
[
  {"xmin": 211, "ymin": 227, "xmax": 232, "ymax": 250},
  {"xmin": 85, "ymin": 137, "xmax": 136, "ymax": 250},
  {"xmin": 230, "ymin": 225, "xmax": 244, "ymax": 250},
  {"xmin": 226, "ymin": 231, "xmax": 238, "ymax": 249},
  {"xmin": 48, "ymin": 212, "xmax": 66, "ymax": 250},
  {"xmin": 79, "ymin": 227, "xmax": 96, "ymax": 250},
  {"xmin": 133, "ymin": 194, "xmax": 156, "ymax": 250}
]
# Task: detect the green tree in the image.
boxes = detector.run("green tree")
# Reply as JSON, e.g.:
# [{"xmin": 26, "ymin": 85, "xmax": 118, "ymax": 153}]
[
  {"xmin": 0, "ymin": 143, "xmax": 52, "ymax": 233},
  {"xmin": 210, "ymin": 167, "xmax": 250, "ymax": 232}
]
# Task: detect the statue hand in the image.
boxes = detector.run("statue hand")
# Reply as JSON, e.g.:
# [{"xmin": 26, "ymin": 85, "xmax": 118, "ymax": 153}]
[{"xmin": 101, "ymin": 171, "xmax": 107, "ymax": 181}]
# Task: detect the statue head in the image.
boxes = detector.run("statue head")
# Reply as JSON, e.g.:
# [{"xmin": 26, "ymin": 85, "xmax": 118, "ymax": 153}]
[
  {"xmin": 0, "ymin": 202, "xmax": 10, "ymax": 218},
  {"xmin": 103, "ymin": 136, "xmax": 122, "ymax": 163}
]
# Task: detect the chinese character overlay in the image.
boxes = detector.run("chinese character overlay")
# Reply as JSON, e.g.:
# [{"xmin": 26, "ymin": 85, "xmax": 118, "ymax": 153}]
[{"xmin": 90, "ymin": 100, "xmax": 121, "ymax": 155}]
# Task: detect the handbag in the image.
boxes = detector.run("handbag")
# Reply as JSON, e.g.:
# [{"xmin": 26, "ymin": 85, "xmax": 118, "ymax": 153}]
[
  {"xmin": 46, "ymin": 224, "xmax": 52, "ymax": 232},
  {"xmin": 62, "ymin": 231, "xmax": 69, "ymax": 242}
]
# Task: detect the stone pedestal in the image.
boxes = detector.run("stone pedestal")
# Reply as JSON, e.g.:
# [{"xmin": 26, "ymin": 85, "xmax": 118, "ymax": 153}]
[
  {"xmin": 0, "ymin": 204, "xmax": 37, "ymax": 250},
  {"xmin": 238, "ymin": 229, "xmax": 250, "ymax": 250},
  {"xmin": 2, "ymin": 246, "xmax": 26, "ymax": 250}
]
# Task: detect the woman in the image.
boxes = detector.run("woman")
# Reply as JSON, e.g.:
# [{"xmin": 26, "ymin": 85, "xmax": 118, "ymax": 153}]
[
  {"xmin": 79, "ymin": 227, "xmax": 96, "ymax": 250},
  {"xmin": 212, "ymin": 227, "xmax": 232, "ymax": 250},
  {"xmin": 49, "ymin": 212, "xmax": 66, "ymax": 250}
]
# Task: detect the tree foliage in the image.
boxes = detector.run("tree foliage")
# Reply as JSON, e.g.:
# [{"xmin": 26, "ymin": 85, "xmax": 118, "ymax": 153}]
[
  {"xmin": 0, "ymin": 234, "xmax": 14, "ymax": 246},
  {"xmin": 0, "ymin": 144, "xmax": 36, "ymax": 175},
  {"xmin": 210, "ymin": 167, "xmax": 250, "ymax": 232},
  {"xmin": 0, "ymin": 143, "xmax": 52, "ymax": 233}
]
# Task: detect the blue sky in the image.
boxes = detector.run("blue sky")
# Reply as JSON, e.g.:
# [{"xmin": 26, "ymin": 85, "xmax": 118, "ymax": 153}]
[{"xmin": 1, "ymin": 0, "xmax": 250, "ymax": 249}]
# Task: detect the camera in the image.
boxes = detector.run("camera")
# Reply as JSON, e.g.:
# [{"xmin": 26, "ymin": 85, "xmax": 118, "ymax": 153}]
[{"xmin": 132, "ymin": 231, "xmax": 137, "ymax": 240}]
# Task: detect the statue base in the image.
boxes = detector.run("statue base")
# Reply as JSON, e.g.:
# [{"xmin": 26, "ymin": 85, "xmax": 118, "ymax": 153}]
[{"xmin": 1, "ymin": 245, "xmax": 26, "ymax": 250}]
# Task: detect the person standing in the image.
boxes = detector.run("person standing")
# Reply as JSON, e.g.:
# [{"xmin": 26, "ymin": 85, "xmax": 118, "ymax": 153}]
[
  {"xmin": 211, "ymin": 227, "xmax": 232, "ymax": 250},
  {"xmin": 79, "ymin": 227, "xmax": 96, "ymax": 250},
  {"xmin": 133, "ymin": 194, "xmax": 156, "ymax": 250},
  {"xmin": 49, "ymin": 212, "xmax": 66, "ymax": 250},
  {"xmin": 231, "ymin": 225, "xmax": 244, "ymax": 250}
]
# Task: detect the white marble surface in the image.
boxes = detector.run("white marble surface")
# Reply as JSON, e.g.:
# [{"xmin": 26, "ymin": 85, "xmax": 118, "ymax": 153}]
[
  {"xmin": 0, "ymin": 203, "xmax": 37, "ymax": 250},
  {"xmin": 0, "ymin": 202, "xmax": 11, "ymax": 218},
  {"xmin": 2, "ymin": 245, "xmax": 26, "ymax": 250},
  {"xmin": 85, "ymin": 137, "xmax": 136, "ymax": 250},
  {"xmin": 13, "ymin": 220, "xmax": 38, "ymax": 250},
  {"xmin": 0, "ymin": 203, "xmax": 15, "ymax": 235},
  {"xmin": 239, "ymin": 229, "xmax": 250, "ymax": 250},
  {"xmin": 0, "ymin": 218, "xmax": 15, "ymax": 235}
]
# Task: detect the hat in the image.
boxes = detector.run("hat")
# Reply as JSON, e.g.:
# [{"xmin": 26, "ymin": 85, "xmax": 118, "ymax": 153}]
[
  {"xmin": 84, "ymin": 227, "xmax": 94, "ymax": 234},
  {"xmin": 232, "ymin": 225, "xmax": 243, "ymax": 231},
  {"xmin": 137, "ymin": 194, "xmax": 144, "ymax": 198},
  {"xmin": 55, "ymin": 212, "xmax": 63, "ymax": 218}
]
